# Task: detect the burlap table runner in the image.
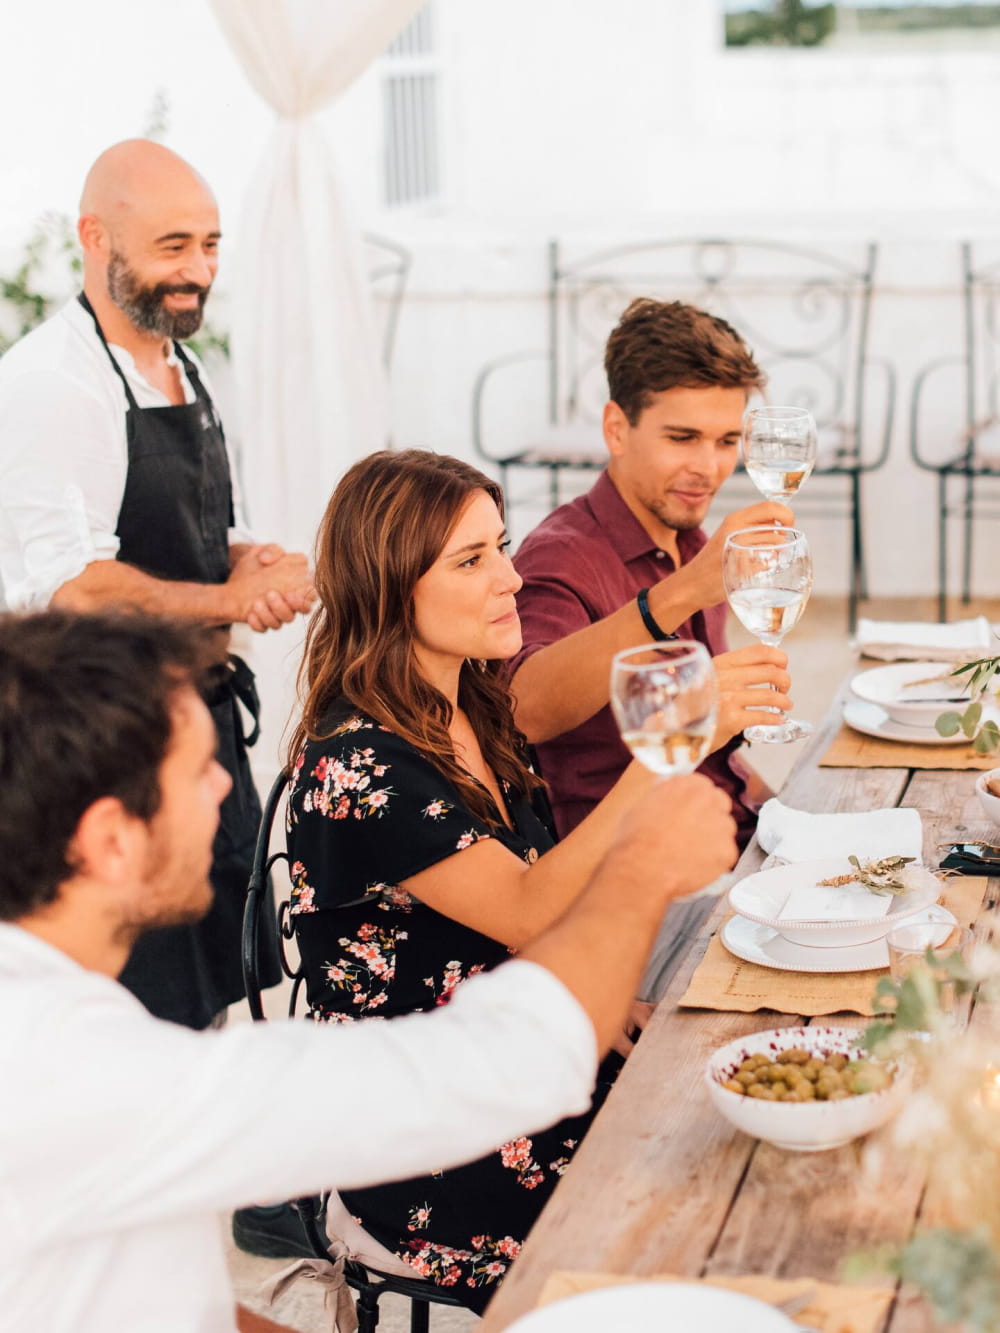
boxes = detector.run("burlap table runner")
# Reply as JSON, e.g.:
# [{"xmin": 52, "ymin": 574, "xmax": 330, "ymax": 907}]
[
  {"xmin": 678, "ymin": 875, "xmax": 987, "ymax": 1016},
  {"xmin": 537, "ymin": 1270, "xmax": 893, "ymax": 1333},
  {"xmin": 820, "ymin": 723, "xmax": 997, "ymax": 770}
]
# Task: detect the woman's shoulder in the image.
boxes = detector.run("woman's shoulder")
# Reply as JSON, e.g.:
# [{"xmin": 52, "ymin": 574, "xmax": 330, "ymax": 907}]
[
  {"xmin": 298, "ymin": 700, "xmax": 398, "ymax": 755},
  {"xmin": 291, "ymin": 699, "xmax": 453, "ymax": 800}
]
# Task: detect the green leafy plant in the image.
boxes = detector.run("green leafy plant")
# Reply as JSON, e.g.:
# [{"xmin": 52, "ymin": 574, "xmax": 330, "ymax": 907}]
[
  {"xmin": 936, "ymin": 657, "xmax": 1000, "ymax": 754},
  {"xmin": 0, "ymin": 213, "xmax": 82, "ymax": 354}
]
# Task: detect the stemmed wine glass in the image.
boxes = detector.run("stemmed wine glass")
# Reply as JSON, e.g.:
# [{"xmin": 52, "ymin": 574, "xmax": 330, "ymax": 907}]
[
  {"xmin": 742, "ymin": 406, "xmax": 818, "ymax": 502},
  {"xmin": 722, "ymin": 526, "xmax": 814, "ymax": 744},
  {"xmin": 609, "ymin": 641, "xmax": 718, "ymax": 777}
]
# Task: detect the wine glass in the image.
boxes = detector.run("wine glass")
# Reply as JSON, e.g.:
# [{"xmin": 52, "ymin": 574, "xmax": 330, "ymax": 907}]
[
  {"xmin": 609, "ymin": 641, "xmax": 718, "ymax": 777},
  {"xmin": 742, "ymin": 406, "xmax": 818, "ymax": 502},
  {"xmin": 722, "ymin": 526, "xmax": 814, "ymax": 744}
]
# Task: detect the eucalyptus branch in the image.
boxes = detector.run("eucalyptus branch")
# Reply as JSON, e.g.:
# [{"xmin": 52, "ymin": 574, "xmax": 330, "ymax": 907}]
[{"xmin": 936, "ymin": 655, "xmax": 1000, "ymax": 753}]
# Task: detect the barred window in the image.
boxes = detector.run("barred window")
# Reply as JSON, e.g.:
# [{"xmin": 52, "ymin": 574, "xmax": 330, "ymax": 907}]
[{"xmin": 383, "ymin": 4, "xmax": 442, "ymax": 209}]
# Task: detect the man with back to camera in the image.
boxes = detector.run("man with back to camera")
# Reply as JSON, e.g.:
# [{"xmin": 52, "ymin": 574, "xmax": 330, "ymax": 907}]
[
  {"xmin": 0, "ymin": 139, "xmax": 314, "ymax": 1028},
  {"xmin": 0, "ymin": 609, "xmax": 737, "ymax": 1333},
  {"xmin": 511, "ymin": 298, "xmax": 796, "ymax": 851}
]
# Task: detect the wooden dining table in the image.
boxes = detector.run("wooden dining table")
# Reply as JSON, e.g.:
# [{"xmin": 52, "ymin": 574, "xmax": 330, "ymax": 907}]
[{"xmin": 481, "ymin": 675, "xmax": 1000, "ymax": 1332}]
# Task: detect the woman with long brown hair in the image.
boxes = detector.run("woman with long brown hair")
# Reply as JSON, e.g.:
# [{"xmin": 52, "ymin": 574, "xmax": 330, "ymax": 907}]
[{"xmin": 286, "ymin": 449, "xmax": 676, "ymax": 1309}]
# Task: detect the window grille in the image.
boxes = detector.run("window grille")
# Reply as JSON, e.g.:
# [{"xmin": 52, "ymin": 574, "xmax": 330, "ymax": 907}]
[{"xmin": 383, "ymin": 4, "xmax": 441, "ymax": 208}]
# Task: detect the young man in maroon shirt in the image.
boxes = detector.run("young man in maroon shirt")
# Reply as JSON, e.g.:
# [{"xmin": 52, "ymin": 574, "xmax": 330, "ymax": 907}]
[{"xmin": 510, "ymin": 299, "xmax": 795, "ymax": 851}]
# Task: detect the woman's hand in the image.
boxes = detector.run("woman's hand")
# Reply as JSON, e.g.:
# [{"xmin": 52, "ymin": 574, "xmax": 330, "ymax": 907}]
[
  {"xmin": 710, "ymin": 644, "xmax": 792, "ymax": 750},
  {"xmin": 611, "ymin": 998, "xmax": 656, "ymax": 1059}
]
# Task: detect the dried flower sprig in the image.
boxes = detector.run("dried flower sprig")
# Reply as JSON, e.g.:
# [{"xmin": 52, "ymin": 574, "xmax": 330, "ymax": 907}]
[{"xmin": 817, "ymin": 854, "xmax": 918, "ymax": 896}]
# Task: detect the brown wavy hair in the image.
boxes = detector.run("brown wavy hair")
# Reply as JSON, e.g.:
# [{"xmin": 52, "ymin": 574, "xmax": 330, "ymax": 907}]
[
  {"xmin": 290, "ymin": 449, "xmax": 541, "ymax": 824},
  {"xmin": 605, "ymin": 298, "xmax": 766, "ymax": 424}
]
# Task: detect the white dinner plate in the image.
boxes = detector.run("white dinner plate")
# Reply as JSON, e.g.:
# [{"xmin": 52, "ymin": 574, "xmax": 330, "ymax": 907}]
[
  {"xmin": 720, "ymin": 904, "xmax": 958, "ymax": 973},
  {"xmin": 505, "ymin": 1282, "xmax": 797, "ymax": 1332},
  {"xmin": 727, "ymin": 858, "xmax": 939, "ymax": 946},
  {"xmin": 850, "ymin": 661, "xmax": 973, "ymax": 727},
  {"xmin": 842, "ymin": 698, "xmax": 971, "ymax": 746}
]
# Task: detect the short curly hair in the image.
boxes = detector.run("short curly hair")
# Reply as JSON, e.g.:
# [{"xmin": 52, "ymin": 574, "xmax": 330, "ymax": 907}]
[
  {"xmin": 605, "ymin": 298, "xmax": 766, "ymax": 424},
  {"xmin": 0, "ymin": 611, "xmax": 213, "ymax": 921}
]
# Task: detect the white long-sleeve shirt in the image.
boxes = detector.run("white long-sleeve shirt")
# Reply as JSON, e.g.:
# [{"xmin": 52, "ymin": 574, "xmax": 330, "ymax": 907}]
[
  {"xmin": 0, "ymin": 925, "xmax": 596, "ymax": 1333},
  {"xmin": 0, "ymin": 298, "xmax": 253, "ymax": 611}
]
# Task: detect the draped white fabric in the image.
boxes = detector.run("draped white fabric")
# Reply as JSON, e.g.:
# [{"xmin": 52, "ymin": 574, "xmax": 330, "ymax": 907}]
[{"xmin": 209, "ymin": 0, "xmax": 425, "ymax": 551}]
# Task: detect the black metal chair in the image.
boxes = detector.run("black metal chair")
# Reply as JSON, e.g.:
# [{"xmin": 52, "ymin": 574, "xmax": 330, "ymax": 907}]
[
  {"xmin": 241, "ymin": 771, "xmax": 465, "ymax": 1333},
  {"xmin": 473, "ymin": 237, "xmax": 895, "ymax": 630},
  {"xmin": 910, "ymin": 241, "xmax": 1000, "ymax": 621}
]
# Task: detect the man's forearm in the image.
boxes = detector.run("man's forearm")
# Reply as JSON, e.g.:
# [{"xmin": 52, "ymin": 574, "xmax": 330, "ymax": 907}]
[
  {"xmin": 520, "ymin": 843, "xmax": 681, "ymax": 1054},
  {"xmin": 512, "ymin": 570, "xmax": 704, "ymax": 743},
  {"xmin": 51, "ymin": 560, "xmax": 235, "ymax": 625}
]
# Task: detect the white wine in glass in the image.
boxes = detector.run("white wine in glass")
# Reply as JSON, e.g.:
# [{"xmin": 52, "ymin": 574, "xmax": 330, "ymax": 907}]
[
  {"xmin": 609, "ymin": 641, "xmax": 718, "ymax": 778},
  {"xmin": 742, "ymin": 406, "xmax": 817, "ymax": 502},
  {"xmin": 723, "ymin": 525, "xmax": 813, "ymax": 744}
]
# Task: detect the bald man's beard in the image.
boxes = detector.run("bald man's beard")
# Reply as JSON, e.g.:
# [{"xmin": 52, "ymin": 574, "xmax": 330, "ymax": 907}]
[{"xmin": 107, "ymin": 251, "xmax": 209, "ymax": 340}]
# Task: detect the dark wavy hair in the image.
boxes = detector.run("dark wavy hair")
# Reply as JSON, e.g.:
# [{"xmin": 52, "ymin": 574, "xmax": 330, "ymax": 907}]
[
  {"xmin": 291, "ymin": 449, "xmax": 540, "ymax": 823},
  {"xmin": 0, "ymin": 610, "xmax": 212, "ymax": 920},
  {"xmin": 605, "ymin": 298, "xmax": 766, "ymax": 424}
]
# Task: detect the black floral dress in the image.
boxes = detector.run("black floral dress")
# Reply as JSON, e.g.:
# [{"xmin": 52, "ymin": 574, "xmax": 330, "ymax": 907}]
[{"xmin": 287, "ymin": 701, "xmax": 622, "ymax": 1313}]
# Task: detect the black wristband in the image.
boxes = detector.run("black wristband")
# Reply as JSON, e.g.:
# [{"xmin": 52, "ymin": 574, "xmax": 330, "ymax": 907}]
[{"xmin": 636, "ymin": 587, "xmax": 678, "ymax": 643}]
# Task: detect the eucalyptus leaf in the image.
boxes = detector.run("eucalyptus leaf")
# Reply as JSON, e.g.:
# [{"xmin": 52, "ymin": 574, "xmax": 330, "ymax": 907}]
[
  {"xmin": 936, "ymin": 711, "xmax": 963, "ymax": 737},
  {"xmin": 962, "ymin": 701, "xmax": 983, "ymax": 738}
]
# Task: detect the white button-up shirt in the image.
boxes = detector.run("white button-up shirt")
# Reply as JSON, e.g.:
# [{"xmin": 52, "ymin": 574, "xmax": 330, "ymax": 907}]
[
  {"xmin": 0, "ymin": 925, "xmax": 596, "ymax": 1333},
  {"xmin": 0, "ymin": 299, "xmax": 253, "ymax": 611}
]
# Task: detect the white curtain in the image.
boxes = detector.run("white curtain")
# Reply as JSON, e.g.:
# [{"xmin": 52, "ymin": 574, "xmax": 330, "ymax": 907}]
[
  {"xmin": 209, "ymin": 0, "xmax": 425, "ymax": 788},
  {"xmin": 209, "ymin": 0, "xmax": 426, "ymax": 552}
]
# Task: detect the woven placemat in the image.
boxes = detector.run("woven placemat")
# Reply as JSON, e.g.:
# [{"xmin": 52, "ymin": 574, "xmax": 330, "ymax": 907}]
[
  {"xmin": 820, "ymin": 723, "xmax": 997, "ymax": 770},
  {"xmin": 678, "ymin": 876, "xmax": 987, "ymax": 1016}
]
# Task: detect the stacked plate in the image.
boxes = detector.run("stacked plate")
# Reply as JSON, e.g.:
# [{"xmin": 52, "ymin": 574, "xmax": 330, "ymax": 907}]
[
  {"xmin": 843, "ymin": 661, "xmax": 982, "ymax": 745},
  {"xmin": 723, "ymin": 858, "xmax": 954, "ymax": 972}
]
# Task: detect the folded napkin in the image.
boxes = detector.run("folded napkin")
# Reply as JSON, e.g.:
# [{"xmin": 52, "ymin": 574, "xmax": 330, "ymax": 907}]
[
  {"xmin": 756, "ymin": 799, "xmax": 923, "ymax": 864},
  {"xmin": 856, "ymin": 616, "xmax": 992, "ymax": 662},
  {"xmin": 537, "ymin": 1270, "xmax": 893, "ymax": 1333}
]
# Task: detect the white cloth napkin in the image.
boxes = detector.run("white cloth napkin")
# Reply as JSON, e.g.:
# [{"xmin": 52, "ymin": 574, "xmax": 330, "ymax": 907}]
[
  {"xmin": 756, "ymin": 798, "xmax": 924, "ymax": 864},
  {"xmin": 855, "ymin": 616, "xmax": 993, "ymax": 662}
]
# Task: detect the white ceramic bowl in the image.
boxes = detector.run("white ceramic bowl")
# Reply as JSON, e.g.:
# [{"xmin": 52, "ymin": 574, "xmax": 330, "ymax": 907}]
[
  {"xmin": 850, "ymin": 661, "xmax": 971, "ymax": 729},
  {"xmin": 728, "ymin": 858, "xmax": 940, "ymax": 947},
  {"xmin": 975, "ymin": 768, "xmax": 1000, "ymax": 826},
  {"xmin": 705, "ymin": 1026, "xmax": 906, "ymax": 1152}
]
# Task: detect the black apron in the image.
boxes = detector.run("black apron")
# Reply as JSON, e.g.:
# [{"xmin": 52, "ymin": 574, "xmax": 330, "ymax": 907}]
[{"xmin": 79, "ymin": 294, "xmax": 278, "ymax": 1028}]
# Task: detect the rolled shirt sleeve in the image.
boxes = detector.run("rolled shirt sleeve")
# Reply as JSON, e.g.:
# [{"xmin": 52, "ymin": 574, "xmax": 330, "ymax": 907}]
[{"xmin": 0, "ymin": 366, "xmax": 125, "ymax": 609}]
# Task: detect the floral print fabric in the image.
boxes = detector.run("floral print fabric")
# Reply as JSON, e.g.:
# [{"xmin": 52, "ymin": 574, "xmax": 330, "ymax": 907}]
[{"xmin": 287, "ymin": 701, "xmax": 621, "ymax": 1313}]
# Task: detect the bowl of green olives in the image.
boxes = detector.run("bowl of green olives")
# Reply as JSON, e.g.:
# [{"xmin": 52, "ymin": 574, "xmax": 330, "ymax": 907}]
[{"xmin": 705, "ymin": 1026, "xmax": 905, "ymax": 1151}]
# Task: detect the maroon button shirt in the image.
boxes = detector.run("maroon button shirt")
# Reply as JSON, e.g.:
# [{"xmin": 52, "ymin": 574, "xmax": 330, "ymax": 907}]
[{"xmin": 511, "ymin": 470, "xmax": 756, "ymax": 848}]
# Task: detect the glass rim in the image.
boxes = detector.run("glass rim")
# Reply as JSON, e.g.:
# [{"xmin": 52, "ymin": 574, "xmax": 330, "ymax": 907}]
[
  {"xmin": 723, "ymin": 524, "xmax": 807, "ymax": 550},
  {"xmin": 611, "ymin": 640, "xmax": 710, "ymax": 671},
  {"xmin": 744, "ymin": 405, "xmax": 816, "ymax": 421}
]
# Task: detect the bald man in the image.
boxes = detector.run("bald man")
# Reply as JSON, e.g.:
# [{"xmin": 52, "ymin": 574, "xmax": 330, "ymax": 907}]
[{"xmin": 0, "ymin": 140, "xmax": 312, "ymax": 1027}]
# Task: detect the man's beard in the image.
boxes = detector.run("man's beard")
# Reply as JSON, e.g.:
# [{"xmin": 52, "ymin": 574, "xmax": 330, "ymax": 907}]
[
  {"xmin": 645, "ymin": 493, "xmax": 712, "ymax": 534},
  {"xmin": 107, "ymin": 251, "xmax": 209, "ymax": 339}
]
